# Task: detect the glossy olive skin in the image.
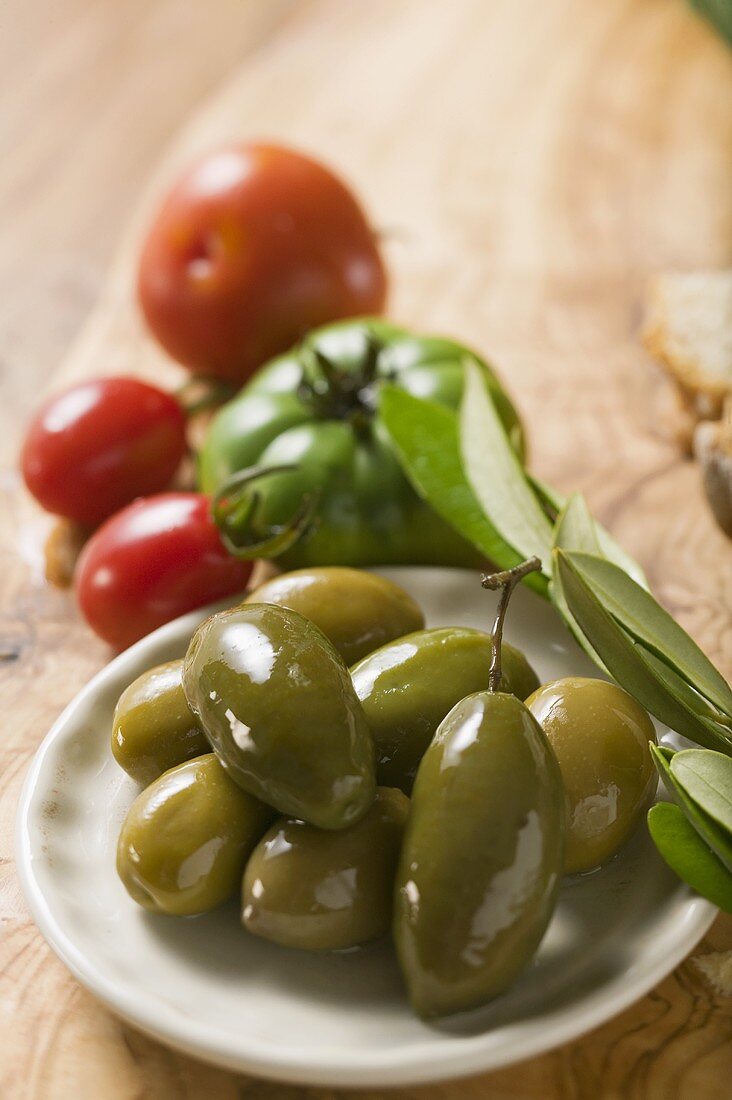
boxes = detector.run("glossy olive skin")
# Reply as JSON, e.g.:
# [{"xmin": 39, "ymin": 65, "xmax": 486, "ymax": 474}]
[
  {"xmin": 243, "ymin": 567, "xmax": 425, "ymax": 666},
  {"xmin": 394, "ymin": 692, "xmax": 565, "ymax": 1018},
  {"xmin": 526, "ymin": 677, "xmax": 656, "ymax": 874},
  {"xmin": 117, "ymin": 754, "xmax": 272, "ymax": 916},
  {"xmin": 351, "ymin": 627, "xmax": 540, "ymax": 793},
  {"xmin": 183, "ymin": 604, "xmax": 376, "ymax": 829},
  {"xmin": 242, "ymin": 787, "xmax": 409, "ymax": 951},
  {"xmin": 112, "ymin": 659, "xmax": 209, "ymax": 785}
]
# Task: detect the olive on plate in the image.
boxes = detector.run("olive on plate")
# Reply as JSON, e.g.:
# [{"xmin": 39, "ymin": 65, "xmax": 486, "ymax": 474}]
[
  {"xmin": 526, "ymin": 677, "xmax": 656, "ymax": 874},
  {"xmin": 242, "ymin": 787, "xmax": 409, "ymax": 951},
  {"xmin": 183, "ymin": 604, "xmax": 376, "ymax": 829},
  {"xmin": 244, "ymin": 567, "xmax": 424, "ymax": 665},
  {"xmin": 117, "ymin": 754, "xmax": 273, "ymax": 916}
]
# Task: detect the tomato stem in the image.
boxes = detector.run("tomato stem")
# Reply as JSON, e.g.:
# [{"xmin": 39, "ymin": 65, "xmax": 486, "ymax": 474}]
[
  {"xmin": 176, "ymin": 376, "xmax": 236, "ymax": 417},
  {"xmin": 212, "ymin": 464, "xmax": 320, "ymax": 560},
  {"xmin": 297, "ymin": 333, "xmax": 382, "ymax": 421}
]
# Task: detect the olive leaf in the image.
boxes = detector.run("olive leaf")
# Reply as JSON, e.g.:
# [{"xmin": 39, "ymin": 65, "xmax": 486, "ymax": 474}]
[
  {"xmin": 528, "ymin": 475, "xmax": 564, "ymax": 520},
  {"xmin": 550, "ymin": 493, "xmax": 649, "ymax": 669},
  {"xmin": 554, "ymin": 492, "xmax": 650, "ymax": 589},
  {"xmin": 560, "ymin": 552, "xmax": 732, "ymax": 721},
  {"xmin": 554, "ymin": 493, "xmax": 602, "ymax": 555},
  {"xmin": 650, "ymin": 745, "xmax": 732, "ymax": 873},
  {"xmin": 647, "ymin": 801, "xmax": 732, "ymax": 913},
  {"xmin": 530, "ymin": 482, "xmax": 649, "ymax": 588},
  {"xmin": 555, "ymin": 549, "xmax": 732, "ymax": 753},
  {"xmin": 379, "ymin": 386, "xmax": 548, "ymax": 596},
  {"xmin": 671, "ymin": 749, "xmax": 732, "ymax": 834},
  {"xmin": 643, "ymin": 650, "xmax": 732, "ymax": 729},
  {"xmin": 460, "ymin": 359, "xmax": 554, "ymax": 573},
  {"xmin": 550, "ymin": 495, "xmax": 607, "ymax": 669},
  {"xmin": 593, "ymin": 524, "xmax": 649, "ymax": 591}
]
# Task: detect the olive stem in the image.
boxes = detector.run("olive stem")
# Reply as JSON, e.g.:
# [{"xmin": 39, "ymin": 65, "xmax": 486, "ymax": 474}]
[{"xmin": 482, "ymin": 557, "xmax": 542, "ymax": 692}]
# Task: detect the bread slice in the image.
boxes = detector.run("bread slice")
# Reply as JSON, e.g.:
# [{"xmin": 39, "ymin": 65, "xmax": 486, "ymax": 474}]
[{"xmin": 643, "ymin": 270, "xmax": 732, "ymax": 420}]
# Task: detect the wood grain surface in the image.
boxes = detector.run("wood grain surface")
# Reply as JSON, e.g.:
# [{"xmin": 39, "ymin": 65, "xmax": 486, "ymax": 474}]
[{"xmin": 1, "ymin": 1, "xmax": 731, "ymax": 1096}]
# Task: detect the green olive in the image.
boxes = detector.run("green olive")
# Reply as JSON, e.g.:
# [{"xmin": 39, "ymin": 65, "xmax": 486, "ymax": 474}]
[
  {"xmin": 112, "ymin": 659, "xmax": 209, "ymax": 785},
  {"xmin": 242, "ymin": 787, "xmax": 409, "ymax": 951},
  {"xmin": 394, "ymin": 692, "xmax": 565, "ymax": 1018},
  {"xmin": 244, "ymin": 567, "xmax": 424, "ymax": 665},
  {"xmin": 526, "ymin": 677, "xmax": 656, "ymax": 874},
  {"xmin": 116, "ymin": 754, "xmax": 272, "ymax": 916},
  {"xmin": 351, "ymin": 627, "xmax": 540, "ymax": 793},
  {"xmin": 183, "ymin": 604, "xmax": 376, "ymax": 830}
]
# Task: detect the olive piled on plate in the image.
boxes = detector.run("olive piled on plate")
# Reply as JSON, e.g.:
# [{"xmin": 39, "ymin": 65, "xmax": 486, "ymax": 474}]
[
  {"xmin": 352, "ymin": 626, "xmax": 539, "ymax": 793},
  {"xmin": 112, "ymin": 564, "xmax": 657, "ymax": 1020},
  {"xmin": 527, "ymin": 677, "xmax": 656, "ymax": 874},
  {"xmin": 243, "ymin": 566, "xmax": 425, "ymax": 665},
  {"xmin": 243, "ymin": 787, "xmax": 409, "ymax": 951},
  {"xmin": 117, "ymin": 754, "xmax": 272, "ymax": 916},
  {"xmin": 112, "ymin": 659, "xmax": 208, "ymax": 785}
]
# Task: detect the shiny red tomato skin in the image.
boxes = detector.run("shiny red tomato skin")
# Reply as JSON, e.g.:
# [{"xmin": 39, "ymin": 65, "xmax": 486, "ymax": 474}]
[
  {"xmin": 75, "ymin": 492, "xmax": 253, "ymax": 649},
  {"xmin": 137, "ymin": 143, "xmax": 387, "ymax": 382},
  {"xmin": 21, "ymin": 378, "xmax": 187, "ymax": 525}
]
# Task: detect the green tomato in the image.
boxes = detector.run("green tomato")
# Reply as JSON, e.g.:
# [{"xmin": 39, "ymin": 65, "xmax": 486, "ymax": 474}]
[{"xmin": 198, "ymin": 319, "xmax": 524, "ymax": 569}]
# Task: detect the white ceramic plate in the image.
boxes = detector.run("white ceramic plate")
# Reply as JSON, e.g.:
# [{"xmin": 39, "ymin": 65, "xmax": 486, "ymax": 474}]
[{"xmin": 16, "ymin": 568, "xmax": 715, "ymax": 1088}]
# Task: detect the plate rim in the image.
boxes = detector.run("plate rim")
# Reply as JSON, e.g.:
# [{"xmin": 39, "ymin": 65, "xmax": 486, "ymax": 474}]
[{"xmin": 15, "ymin": 569, "xmax": 718, "ymax": 1088}]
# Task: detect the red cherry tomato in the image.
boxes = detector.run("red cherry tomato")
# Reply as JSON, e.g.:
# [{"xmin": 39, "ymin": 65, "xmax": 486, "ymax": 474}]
[
  {"xmin": 137, "ymin": 143, "xmax": 387, "ymax": 383},
  {"xmin": 21, "ymin": 377, "xmax": 187, "ymax": 526},
  {"xmin": 75, "ymin": 492, "xmax": 253, "ymax": 649}
]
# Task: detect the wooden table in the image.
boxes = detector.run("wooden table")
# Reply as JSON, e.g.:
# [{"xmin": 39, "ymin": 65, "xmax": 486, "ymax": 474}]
[{"xmin": 1, "ymin": 1, "xmax": 731, "ymax": 1096}]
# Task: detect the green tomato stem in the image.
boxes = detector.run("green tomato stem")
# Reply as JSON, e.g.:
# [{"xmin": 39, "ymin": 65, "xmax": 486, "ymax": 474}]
[
  {"xmin": 297, "ymin": 335, "xmax": 382, "ymax": 420},
  {"xmin": 176, "ymin": 376, "xmax": 236, "ymax": 417},
  {"xmin": 212, "ymin": 464, "xmax": 320, "ymax": 560}
]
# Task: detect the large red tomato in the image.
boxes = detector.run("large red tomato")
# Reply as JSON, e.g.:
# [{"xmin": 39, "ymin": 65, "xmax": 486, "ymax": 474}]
[
  {"xmin": 21, "ymin": 377, "xmax": 186, "ymax": 526},
  {"xmin": 137, "ymin": 143, "xmax": 387, "ymax": 382},
  {"xmin": 75, "ymin": 493, "xmax": 253, "ymax": 649}
]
